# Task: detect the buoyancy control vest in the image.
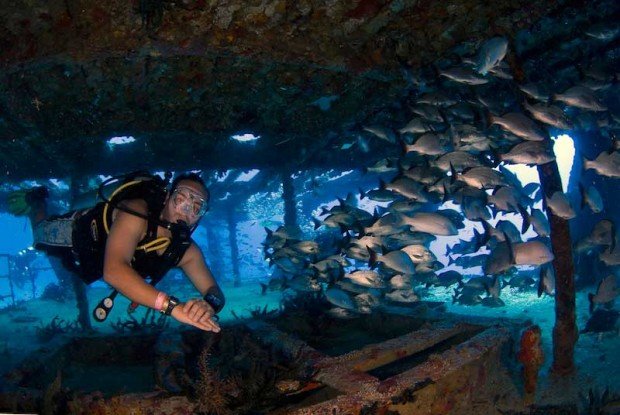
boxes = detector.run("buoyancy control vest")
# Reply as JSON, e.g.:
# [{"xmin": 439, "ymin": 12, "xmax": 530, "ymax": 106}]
[{"xmin": 71, "ymin": 172, "xmax": 194, "ymax": 285}]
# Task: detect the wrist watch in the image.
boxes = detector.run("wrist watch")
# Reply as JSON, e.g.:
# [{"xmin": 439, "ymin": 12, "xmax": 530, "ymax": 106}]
[
  {"xmin": 164, "ymin": 296, "xmax": 180, "ymax": 316},
  {"xmin": 203, "ymin": 293, "xmax": 224, "ymax": 313}
]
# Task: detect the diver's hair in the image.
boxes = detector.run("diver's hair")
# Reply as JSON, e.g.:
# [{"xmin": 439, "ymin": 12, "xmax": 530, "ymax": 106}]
[{"xmin": 170, "ymin": 173, "xmax": 209, "ymax": 201}]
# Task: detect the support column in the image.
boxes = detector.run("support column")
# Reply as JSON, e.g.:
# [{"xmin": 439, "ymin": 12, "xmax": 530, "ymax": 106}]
[
  {"xmin": 226, "ymin": 208, "xmax": 241, "ymax": 287},
  {"xmin": 69, "ymin": 177, "xmax": 92, "ymax": 331},
  {"xmin": 538, "ymin": 161, "xmax": 577, "ymax": 375},
  {"xmin": 205, "ymin": 220, "xmax": 224, "ymax": 282},
  {"xmin": 508, "ymin": 48, "xmax": 577, "ymax": 376},
  {"xmin": 281, "ymin": 169, "xmax": 297, "ymax": 230}
]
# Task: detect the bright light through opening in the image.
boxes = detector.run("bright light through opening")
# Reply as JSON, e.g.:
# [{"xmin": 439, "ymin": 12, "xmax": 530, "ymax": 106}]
[
  {"xmin": 231, "ymin": 133, "xmax": 260, "ymax": 142},
  {"xmin": 107, "ymin": 136, "xmax": 135, "ymax": 145},
  {"xmin": 552, "ymin": 134, "xmax": 575, "ymax": 193},
  {"xmin": 235, "ymin": 169, "xmax": 260, "ymax": 182}
]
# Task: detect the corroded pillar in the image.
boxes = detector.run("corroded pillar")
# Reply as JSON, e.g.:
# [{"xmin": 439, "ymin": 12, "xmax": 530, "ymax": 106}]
[
  {"xmin": 281, "ymin": 169, "xmax": 297, "ymax": 229},
  {"xmin": 537, "ymin": 161, "xmax": 577, "ymax": 375},
  {"xmin": 69, "ymin": 177, "xmax": 92, "ymax": 331},
  {"xmin": 205, "ymin": 220, "xmax": 224, "ymax": 282},
  {"xmin": 226, "ymin": 208, "xmax": 241, "ymax": 287}
]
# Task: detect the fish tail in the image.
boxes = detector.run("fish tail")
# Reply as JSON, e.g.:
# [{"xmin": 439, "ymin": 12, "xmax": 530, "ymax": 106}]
[
  {"xmin": 518, "ymin": 204, "xmax": 530, "ymax": 234},
  {"xmin": 537, "ymin": 269, "xmax": 544, "ymax": 298},
  {"xmin": 312, "ymin": 218, "xmax": 322, "ymax": 230},
  {"xmin": 367, "ymin": 246, "xmax": 377, "ymax": 269}
]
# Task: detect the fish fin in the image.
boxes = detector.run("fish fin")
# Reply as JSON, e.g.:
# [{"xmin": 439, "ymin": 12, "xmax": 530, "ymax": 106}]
[
  {"xmin": 359, "ymin": 188, "xmax": 366, "ymax": 200},
  {"xmin": 579, "ymin": 183, "xmax": 587, "ymax": 210},
  {"xmin": 537, "ymin": 267, "xmax": 544, "ymax": 298},
  {"xmin": 449, "ymin": 162, "xmax": 457, "ymax": 185},
  {"xmin": 518, "ymin": 204, "xmax": 530, "ymax": 234},
  {"xmin": 588, "ymin": 293, "xmax": 594, "ymax": 314},
  {"xmin": 312, "ymin": 218, "xmax": 322, "ymax": 230},
  {"xmin": 260, "ymin": 283, "xmax": 267, "ymax": 296},
  {"xmin": 400, "ymin": 138, "xmax": 409, "ymax": 156},
  {"xmin": 442, "ymin": 182, "xmax": 450, "ymax": 204},
  {"xmin": 367, "ymin": 246, "xmax": 377, "ymax": 269},
  {"xmin": 482, "ymin": 220, "xmax": 493, "ymax": 242}
]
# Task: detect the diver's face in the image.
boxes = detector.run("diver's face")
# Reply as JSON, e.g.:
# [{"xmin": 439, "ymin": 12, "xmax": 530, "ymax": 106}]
[{"xmin": 164, "ymin": 180, "xmax": 209, "ymax": 226}]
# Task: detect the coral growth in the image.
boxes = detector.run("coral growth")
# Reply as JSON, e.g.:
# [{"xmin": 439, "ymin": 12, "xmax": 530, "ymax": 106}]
[
  {"xmin": 516, "ymin": 325, "xmax": 544, "ymax": 395},
  {"xmin": 110, "ymin": 308, "xmax": 169, "ymax": 334},
  {"xmin": 35, "ymin": 316, "xmax": 80, "ymax": 342},
  {"xmin": 188, "ymin": 325, "xmax": 317, "ymax": 414}
]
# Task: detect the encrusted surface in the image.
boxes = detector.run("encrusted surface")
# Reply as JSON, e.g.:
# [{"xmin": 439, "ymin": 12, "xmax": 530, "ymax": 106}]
[{"xmin": 0, "ymin": 0, "xmax": 564, "ymax": 180}]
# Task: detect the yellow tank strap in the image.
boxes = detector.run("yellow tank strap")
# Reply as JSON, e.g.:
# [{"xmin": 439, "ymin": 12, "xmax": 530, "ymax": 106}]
[
  {"xmin": 137, "ymin": 237, "xmax": 171, "ymax": 253},
  {"xmin": 102, "ymin": 180, "xmax": 143, "ymax": 235}
]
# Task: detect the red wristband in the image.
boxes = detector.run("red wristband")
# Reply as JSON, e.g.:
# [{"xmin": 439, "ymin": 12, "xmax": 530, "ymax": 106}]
[{"xmin": 155, "ymin": 292, "xmax": 167, "ymax": 311}]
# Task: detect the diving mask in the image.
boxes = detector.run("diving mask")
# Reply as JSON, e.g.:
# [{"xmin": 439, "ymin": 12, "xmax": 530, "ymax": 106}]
[{"xmin": 172, "ymin": 186, "xmax": 209, "ymax": 218}]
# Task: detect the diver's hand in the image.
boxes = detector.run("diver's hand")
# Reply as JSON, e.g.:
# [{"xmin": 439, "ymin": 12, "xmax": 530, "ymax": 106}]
[
  {"xmin": 183, "ymin": 298, "xmax": 215, "ymax": 322},
  {"xmin": 171, "ymin": 302, "xmax": 220, "ymax": 332}
]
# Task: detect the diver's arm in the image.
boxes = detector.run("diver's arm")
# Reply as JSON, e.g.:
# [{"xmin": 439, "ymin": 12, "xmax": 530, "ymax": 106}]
[
  {"xmin": 179, "ymin": 243, "xmax": 223, "ymax": 298},
  {"xmin": 103, "ymin": 207, "xmax": 218, "ymax": 332},
  {"xmin": 179, "ymin": 242, "xmax": 226, "ymax": 315},
  {"xmin": 103, "ymin": 205, "xmax": 158, "ymax": 307}
]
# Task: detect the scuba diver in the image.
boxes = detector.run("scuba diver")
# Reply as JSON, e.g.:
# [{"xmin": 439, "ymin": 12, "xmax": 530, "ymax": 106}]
[{"xmin": 7, "ymin": 172, "xmax": 223, "ymax": 333}]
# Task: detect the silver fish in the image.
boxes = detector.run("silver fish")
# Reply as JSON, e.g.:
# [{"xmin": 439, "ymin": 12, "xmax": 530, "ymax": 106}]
[
  {"xmin": 433, "ymin": 151, "xmax": 482, "ymax": 172},
  {"xmin": 344, "ymin": 270, "xmax": 386, "ymax": 288},
  {"xmin": 369, "ymin": 249, "xmax": 417, "ymax": 275},
  {"xmin": 363, "ymin": 125, "xmax": 396, "ymax": 143},
  {"xmin": 402, "ymin": 133, "xmax": 452, "ymax": 156},
  {"xmin": 519, "ymin": 83, "xmax": 549, "ymax": 101},
  {"xmin": 399, "ymin": 211, "xmax": 459, "ymax": 236},
  {"xmin": 588, "ymin": 275, "xmax": 619, "ymax": 313},
  {"xmin": 538, "ymin": 264, "xmax": 555, "ymax": 297},
  {"xmin": 439, "ymin": 67, "xmax": 488, "ymax": 85},
  {"xmin": 553, "ymin": 86, "xmax": 607, "ymax": 112},
  {"xmin": 523, "ymin": 101, "xmax": 572, "ymax": 130},
  {"xmin": 411, "ymin": 104, "xmax": 444, "ymax": 123},
  {"xmin": 579, "ymin": 183, "xmax": 603, "ymax": 213},
  {"xmin": 501, "ymin": 141, "xmax": 556, "ymax": 165},
  {"xmin": 417, "ymin": 91, "xmax": 457, "ymax": 107},
  {"xmin": 456, "ymin": 166, "xmax": 507, "ymax": 190},
  {"xmin": 400, "ymin": 244, "xmax": 436, "ymax": 264},
  {"xmin": 386, "ymin": 177, "xmax": 430, "ymax": 202},
  {"xmin": 399, "ymin": 117, "xmax": 433, "ymax": 135},
  {"xmin": 584, "ymin": 23, "xmax": 620, "ymax": 41},
  {"xmin": 583, "ymin": 151, "xmax": 620, "ymax": 178},
  {"xmin": 488, "ymin": 186, "xmax": 520, "ymax": 213},
  {"xmin": 545, "ymin": 191, "xmax": 576, "ymax": 219},
  {"xmin": 600, "ymin": 248, "xmax": 620, "ymax": 267},
  {"xmin": 514, "ymin": 240, "xmax": 555, "ymax": 266},
  {"xmin": 325, "ymin": 288, "xmax": 356, "ymax": 310},
  {"xmin": 475, "ymin": 36, "xmax": 508, "ymax": 75},
  {"xmin": 363, "ymin": 158, "xmax": 398, "ymax": 174},
  {"xmin": 489, "ymin": 112, "xmax": 546, "ymax": 141}
]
